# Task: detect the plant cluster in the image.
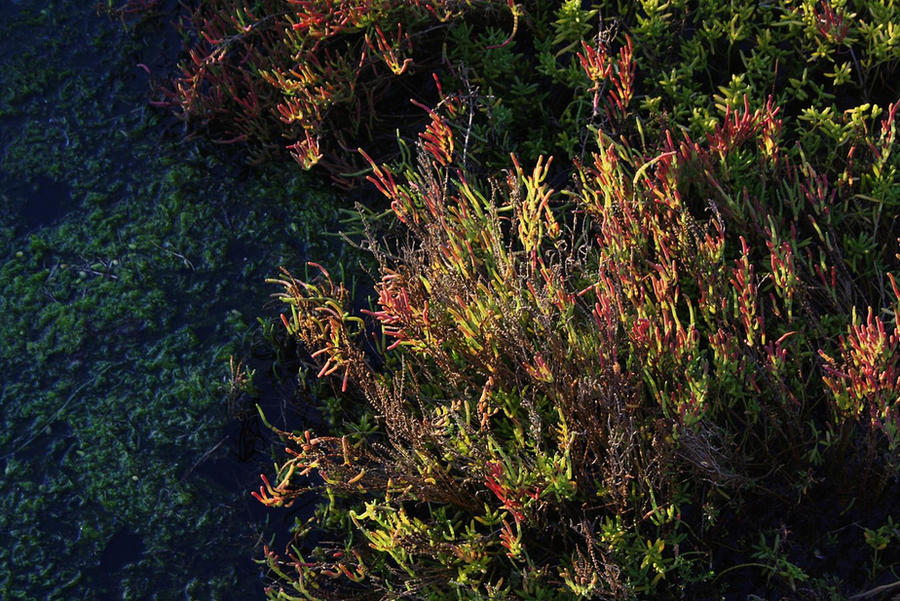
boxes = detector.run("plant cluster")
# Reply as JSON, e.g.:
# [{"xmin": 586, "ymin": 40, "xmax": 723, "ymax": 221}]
[
  {"xmin": 261, "ymin": 91, "xmax": 900, "ymax": 598},
  {"xmin": 138, "ymin": 0, "xmax": 900, "ymax": 598},
  {"xmin": 243, "ymin": 5, "xmax": 900, "ymax": 601},
  {"xmin": 150, "ymin": 0, "xmax": 543, "ymax": 183},
  {"xmin": 150, "ymin": 0, "xmax": 900, "ymax": 186}
]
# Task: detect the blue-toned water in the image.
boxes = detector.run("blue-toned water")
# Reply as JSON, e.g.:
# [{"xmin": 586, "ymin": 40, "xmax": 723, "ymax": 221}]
[{"xmin": 0, "ymin": 3, "xmax": 342, "ymax": 599}]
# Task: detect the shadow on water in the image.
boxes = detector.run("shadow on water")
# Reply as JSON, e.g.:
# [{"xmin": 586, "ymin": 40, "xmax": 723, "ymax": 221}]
[
  {"xmin": 6, "ymin": 174, "xmax": 74, "ymax": 232},
  {"xmin": 85, "ymin": 529, "xmax": 147, "ymax": 600}
]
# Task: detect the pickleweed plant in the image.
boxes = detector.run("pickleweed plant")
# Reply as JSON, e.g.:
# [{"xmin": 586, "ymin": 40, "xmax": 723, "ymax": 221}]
[
  {"xmin": 149, "ymin": 0, "xmax": 579, "ymax": 183},
  {"xmin": 141, "ymin": 0, "xmax": 900, "ymax": 599},
  {"xmin": 151, "ymin": 0, "xmax": 477, "ymax": 177},
  {"xmin": 257, "ymin": 79, "xmax": 900, "ymax": 597},
  {"xmin": 262, "ymin": 148, "xmax": 681, "ymax": 600}
]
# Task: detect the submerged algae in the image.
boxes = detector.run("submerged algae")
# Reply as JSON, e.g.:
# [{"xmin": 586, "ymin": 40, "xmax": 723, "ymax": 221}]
[{"xmin": 0, "ymin": 2, "xmax": 350, "ymax": 599}]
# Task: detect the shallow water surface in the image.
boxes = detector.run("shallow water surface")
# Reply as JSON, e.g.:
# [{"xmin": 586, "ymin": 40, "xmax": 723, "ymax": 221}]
[{"xmin": 0, "ymin": 4, "xmax": 344, "ymax": 600}]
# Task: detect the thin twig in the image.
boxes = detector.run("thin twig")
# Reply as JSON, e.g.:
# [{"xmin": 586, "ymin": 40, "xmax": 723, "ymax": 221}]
[
  {"xmin": 180, "ymin": 435, "xmax": 228, "ymax": 481},
  {"xmin": 2, "ymin": 363, "xmax": 118, "ymax": 460},
  {"xmin": 849, "ymin": 580, "xmax": 900, "ymax": 600}
]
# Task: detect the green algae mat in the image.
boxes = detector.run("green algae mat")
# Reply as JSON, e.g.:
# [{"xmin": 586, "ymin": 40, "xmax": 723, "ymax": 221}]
[{"xmin": 0, "ymin": 4, "xmax": 345, "ymax": 599}]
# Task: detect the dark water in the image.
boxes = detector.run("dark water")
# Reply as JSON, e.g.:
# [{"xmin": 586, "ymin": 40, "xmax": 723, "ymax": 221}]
[{"xmin": 9, "ymin": 175, "xmax": 73, "ymax": 231}]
